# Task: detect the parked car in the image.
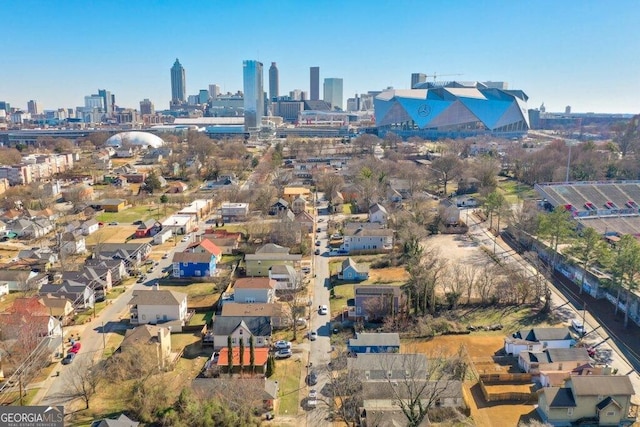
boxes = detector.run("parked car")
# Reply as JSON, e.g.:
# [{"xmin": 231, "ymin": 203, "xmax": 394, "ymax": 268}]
[
  {"xmin": 314, "ymin": 249, "xmax": 320, "ymax": 255},
  {"xmin": 315, "ymin": 241, "xmax": 321, "ymax": 246},
  {"xmin": 274, "ymin": 340, "xmax": 291, "ymax": 350},
  {"xmin": 68, "ymin": 342, "xmax": 81, "ymax": 354},
  {"xmin": 308, "ymin": 389, "xmax": 318, "ymax": 407},
  {"xmin": 162, "ymin": 253, "xmax": 169, "ymax": 259},
  {"xmin": 137, "ymin": 275, "xmax": 147, "ymax": 283},
  {"xmin": 62, "ymin": 353, "xmax": 75, "ymax": 365},
  {"xmin": 571, "ymin": 319, "xmax": 586, "ymax": 336},
  {"xmin": 309, "ymin": 330, "xmax": 317, "ymax": 341},
  {"xmin": 306, "ymin": 371, "xmax": 318, "ymax": 386},
  {"xmin": 318, "ymin": 305, "xmax": 328, "ymax": 315},
  {"xmin": 108, "ymin": 221, "xmax": 119, "ymax": 226},
  {"xmin": 275, "ymin": 349, "xmax": 292, "ymax": 359}
]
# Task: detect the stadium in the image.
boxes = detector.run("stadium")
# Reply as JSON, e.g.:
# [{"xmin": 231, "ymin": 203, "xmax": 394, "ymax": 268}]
[
  {"xmin": 535, "ymin": 181, "xmax": 640, "ymax": 237},
  {"xmin": 373, "ymin": 81, "xmax": 530, "ymax": 139}
]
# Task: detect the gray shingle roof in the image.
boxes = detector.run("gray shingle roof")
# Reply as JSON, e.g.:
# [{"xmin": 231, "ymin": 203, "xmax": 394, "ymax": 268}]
[
  {"xmin": 172, "ymin": 252, "xmax": 213, "ymax": 264},
  {"xmin": 516, "ymin": 327, "xmax": 572, "ymax": 342},
  {"xmin": 542, "ymin": 387, "xmax": 576, "ymax": 408},
  {"xmin": 211, "ymin": 316, "xmax": 272, "ymax": 336},
  {"xmin": 129, "ymin": 289, "xmax": 186, "ymax": 306},
  {"xmin": 348, "ymin": 353, "xmax": 427, "ymax": 380},
  {"xmin": 570, "ymin": 375, "xmax": 635, "ymax": 396},
  {"xmin": 348, "ymin": 332, "xmax": 400, "ymax": 348}
]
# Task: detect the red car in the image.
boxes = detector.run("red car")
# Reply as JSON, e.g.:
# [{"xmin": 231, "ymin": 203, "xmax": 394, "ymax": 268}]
[{"xmin": 69, "ymin": 342, "xmax": 81, "ymax": 354}]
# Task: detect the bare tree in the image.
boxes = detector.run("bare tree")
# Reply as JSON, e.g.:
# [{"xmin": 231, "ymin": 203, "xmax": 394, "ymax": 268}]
[
  {"xmin": 475, "ymin": 265, "xmax": 499, "ymax": 305},
  {"xmin": 64, "ymin": 357, "xmax": 101, "ymax": 409},
  {"xmin": 279, "ymin": 275, "xmax": 306, "ymax": 341}
]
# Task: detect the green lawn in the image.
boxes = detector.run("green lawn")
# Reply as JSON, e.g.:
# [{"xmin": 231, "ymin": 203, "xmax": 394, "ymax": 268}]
[
  {"xmin": 96, "ymin": 204, "xmax": 180, "ymax": 224},
  {"xmin": 272, "ymin": 359, "xmax": 302, "ymax": 416},
  {"xmin": 330, "ymin": 283, "xmax": 354, "ymax": 316},
  {"xmin": 190, "ymin": 311, "xmax": 214, "ymax": 326},
  {"xmin": 342, "ymin": 203, "xmax": 356, "ymax": 214},
  {"xmin": 75, "ymin": 299, "xmax": 109, "ymax": 324},
  {"xmin": 497, "ymin": 179, "xmax": 537, "ymax": 201}
]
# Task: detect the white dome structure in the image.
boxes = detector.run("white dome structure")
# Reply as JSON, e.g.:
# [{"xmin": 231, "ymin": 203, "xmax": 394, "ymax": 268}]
[{"xmin": 105, "ymin": 131, "xmax": 164, "ymax": 148}]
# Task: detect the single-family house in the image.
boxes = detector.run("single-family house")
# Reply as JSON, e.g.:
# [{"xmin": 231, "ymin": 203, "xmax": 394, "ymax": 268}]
[
  {"xmin": 440, "ymin": 199, "xmax": 461, "ymax": 225},
  {"xmin": 504, "ymin": 327, "xmax": 574, "ymax": 356},
  {"xmin": 38, "ymin": 294, "xmax": 74, "ymax": 320},
  {"xmin": 220, "ymin": 202, "xmax": 249, "ymax": 222},
  {"xmin": 210, "ymin": 316, "xmax": 272, "ymax": 349},
  {"xmin": 40, "ymin": 280, "xmax": 95, "ymax": 309},
  {"xmin": 244, "ymin": 243, "xmax": 301, "ymax": 277},
  {"xmin": 116, "ymin": 147, "xmax": 134, "ymax": 158},
  {"xmin": 9, "ymin": 218, "xmax": 54, "ymax": 239},
  {"xmin": 291, "ymin": 196, "xmax": 307, "ymax": 214},
  {"xmin": 166, "ymin": 181, "xmax": 189, "ymax": 194},
  {"xmin": 269, "ymin": 198, "xmax": 290, "ymax": 215},
  {"xmin": 206, "ymin": 237, "xmax": 238, "ymax": 255},
  {"xmin": 537, "ymin": 375, "xmax": 636, "ymax": 426},
  {"xmin": 172, "ymin": 252, "xmax": 216, "ymax": 278},
  {"xmin": 282, "ymin": 186, "xmax": 311, "ymax": 204},
  {"xmin": 330, "ymin": 190, "xmax": 345, "ymax": 213},
  {"xmin": 192, "ymin": 377, "xmax": 277, "ymax": 412},
  {"xmin": 216, "ymin": 348, "xmax": 270, "ymax": 377},
  {"xmin": 120, "ymin": 325, "xmax": 172, "ymax": 369},
  {"xmin": 0, "ymin": 270, "xmax": 47, "ymax": 292},
  {"xmin": 129, "ymin": 287, "xmax": 188, "ymax": 326},
  {"xmin": 17, "ymin": 247, "xmax": 58, "ymax": 264},
  {"xmin": 348, "ymin": 332, "xmax": 401, "ymax": 354},
  {"xmin": 62, "ymin": 266, "xmax": 112, "ymax": 292},
  {"xmin": 152, "ymin": 227, "xmax": 173, "ymax": 245},
  {"xmin": 81, "ymin": 219, "xmax": 100, "ymax": 235},
  {"xmin": 0, "ymin": 282, "xmax": 8, "ymax": 297},
  {"xmin": 94, "ymin": 242, "xmax": 152, "ymax": 267},
  {"xmin": 93, "ymin": 414, "xmax": 139, "ymax": 427},
  {"xmin": 188, "ymin": 239, "xmax": 222, "ymax": 261},
  {"xmin": 135, "ymin": 219, "xmax": 162, "ymax": 238},
  {"xmin": 233, "ymin": 277, "xmax": 275, "ymax": 303},
  {"xmin": 268, "ymin": 264, "xmax": 299, "ymax": 290},
  {"xmin": 341, "ymin": 228, "xmax": 394, "ymax": 254},
  {"xmin": 84, "ymin": 259, "xmax": 127, "ymax": 285},
  {"xmin": 294, "ymin": 211, "xmax": 314, "ymax": 234},
  {"xmin": 221, "ymin": 302, "xmax": 288, "ymax": 329},
  {"xmin": 368, "ymin": 203, "xmax": 389, "ymax": 224},
  {"xmin": 340, "ymin": 258, "xmax": 370, "ymax": 281},
  {"xmin": 354, "ymin": 285, "xmax": 403, "ymax": 320},
  {"xmin": 340, "ymin": 184, "xmax": 362, "ymax": 203},
  {"xmin": 539, "ymin": 364, "xmax": 609, "ymax": 388},
  {"xmin": 60, "ymin": 231, "xmax": 86, "ymax": 254},
  {"xmin": 0, "ymin": 297, "xmax": 63, "ymax": 340},
  {"xmin": 519, "ymin": 348, "xmax": 591, "ymax": 375}
]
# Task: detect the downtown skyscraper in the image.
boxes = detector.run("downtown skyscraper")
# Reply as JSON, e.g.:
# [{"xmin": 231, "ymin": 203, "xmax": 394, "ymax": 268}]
[
  {"xmin": 323, "ymin": 78, "xmax": 343, "ymax": 110},
  {"xmin": 243, "ymin": 60, "xmax": 264, "ymax": 130},
  {"xmin": 171, "ymin": 58, "xmax": 186, "ymax": 105},
  {"xmin": 269, "ymin": 62, "xmax": 279, "ymax": 101},
  {"xmin": 310, "ymin": 66, "xmax": 320, "ymax": 101}
]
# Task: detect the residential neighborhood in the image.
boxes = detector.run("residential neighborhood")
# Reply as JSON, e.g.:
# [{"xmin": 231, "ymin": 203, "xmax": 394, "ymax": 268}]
[{"xmin": 0, "ymin": 129, "xmax": 640, "ymax": 427}]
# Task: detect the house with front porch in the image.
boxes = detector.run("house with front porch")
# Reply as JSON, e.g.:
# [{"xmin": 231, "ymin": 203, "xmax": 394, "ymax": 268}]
[
  {"xmin": 341, "ymin": 228, "xmax": 394, "ymax": 254},
  {"xmin": 40, "ymin": 280, "xmax": 95, "ymax": 309},
  {"xmin": 268, "ymin": 264, "xmax": 299, "ymax": 290},
  {"xmin": 171, "ymin": 252, "xmax": 216, "ymax": 278},
  {"xmin": 233, "ymin": 277, "xmax": 275, "ymax": 303},
  {"xmin": 210, "ymin": 316, "xmax": 272, "ymax": 349},
  {"xmin": 504, "ymin": 327, "xmax": 575, "ymax": 356},
  {"xmin": 129, "ymin": 287, "xmax": 188, "ymax": 326},
  {"xmin": 244, "ymin": 243, "xmax": 301, "ymax": 277},
  {"xmin": 519, "ymin": 347, "xmax": 591, "ymax": 375}
]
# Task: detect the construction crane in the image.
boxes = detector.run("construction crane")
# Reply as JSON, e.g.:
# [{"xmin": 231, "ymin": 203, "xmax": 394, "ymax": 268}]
[{"xmin": 425, "ymin": 73, "xmax": 463, "ymax": 82}]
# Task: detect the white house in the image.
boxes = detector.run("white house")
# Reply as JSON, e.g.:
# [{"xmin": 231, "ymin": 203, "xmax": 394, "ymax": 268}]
[
  {"xmin": 268, "ymin": 265, "xmax": 299, "ymax": 290},
  {"xmin": 210, "ymin": 316, "xmax": 272, "ymax": 350},
  {"xmin": 341, "ymin": 228, "xmax": 394, "ymax": 253},
  {"xmin": 161, "ymin": 214, "xmax": 193, "ymax": 235},
  {"xmin": 60, "ymin": 232, "xmax": 86, "ymax": 255},
  {"xmin": 368, "ymin": 203, "xmax": 389, "ymax": 224},
  {"xmin": 81, "ymin": 219, "xmax": 100, "ymax": 235},
  {"xmin": 220, "ymin": 202, "xmax": 249, "ymax": 222},
  {"xmin": 0, "ymin": 282, "xmax": 8, "ymax": 297},
  {"xmin": 504, "ymin": 327, "xmax": 575, "ymax": 356},
  {"xmin": 153, "ymin": 227, "xmax": 173, "ymax": 245},
  {"xmin": 233, "ymin": 278, "xmax": 275, "ymax": 303},
  {"xmin": 129, "ymin": 287, "xmax": 188, "ymax": 326}
]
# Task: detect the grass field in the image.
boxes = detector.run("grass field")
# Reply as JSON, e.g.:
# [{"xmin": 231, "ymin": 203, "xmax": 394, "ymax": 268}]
[
  {"xmin": 330, "ymin": 283, "xmax": 354, "ymax": 315},
  {"xmin": 272, "ymin": 358, "xmax": 302, "ymax": 417},
  {"xmin": 85, "ymin": 226, "xmax": 138, "ymax": 245},
  {"xmin": 96, "ymin": 204, "xmax": 179, "ymax": 224},
  {"xmin": 159, "ymin": 282, "xmax": 220, "ymax": 309},
  {"xmin": 366, "ymin": 267, "xmax": 409, "ymax": 284},
  {"xmin": 496, "ymin": 178, "xmax": 537, "ymax": 202}
]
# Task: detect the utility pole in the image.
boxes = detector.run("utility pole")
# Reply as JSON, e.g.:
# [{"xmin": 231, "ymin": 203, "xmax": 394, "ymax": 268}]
[{"xmin": 102, "ymin": 321, "xmax": 106, "ymax": 351}]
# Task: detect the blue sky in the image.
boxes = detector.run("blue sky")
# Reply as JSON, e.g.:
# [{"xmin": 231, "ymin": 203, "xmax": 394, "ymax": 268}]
[{"xmin": 2, "ymin": 0, "xmax": 639, "ymax": 114}]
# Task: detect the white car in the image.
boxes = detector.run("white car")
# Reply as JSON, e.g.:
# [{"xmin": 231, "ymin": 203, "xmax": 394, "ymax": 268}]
[
  {"xmin": 181, "ymin": 236, "xmax": 189, "ymax": 242},
  {"xmin": 275, "ymin": 348, "xmax": 292, "ymax": 359},
  {"xmin": 318, "ymin": 305, "xmax": 328, "ymax": 315},
  {"xmin": 273, "ymin": 340, "xmax": 291, "ymax": 350},
  {"xmin": 308, "ymin": 389, "xmax": 318, "ymax": 407},
  {"xmin": 309, "ymin": 330, "xmax": 318, "ymax": 341}
]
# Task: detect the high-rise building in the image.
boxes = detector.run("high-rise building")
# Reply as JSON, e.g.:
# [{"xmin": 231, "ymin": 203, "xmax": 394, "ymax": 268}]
[
  {"xmin": 27, "ymin": 100, "xmax": 42, "ymax": 115},
  {"xmin": 209, "ymin": 84, "xmax": 220, "ymax": 99},
  {"xmin": 171, "ymin": 58, "xmax": 186, "ymax": 104},
  {"xmin": 199, "ymin": 89, "xmax": 210, "ymax": 104},
  {"xmin": 243, "ymin": 60, "xmax": 264, "ymax": 130},
  {"xmin": 269, "ymin": 62, "xmax": 279, "ymax": 101},
  {"xmin": 411, "ymin": 73, "xmax": 427, "ymax": 89},
  {"xmin": 310, "ymin": 67, "xmax": 320, "ymax": 101},
  {"xmin": 98, "ymin": 89, "xmax": 114, "ymax": 116},
  {"xmin": 323, "ymin": 78, "xmax": 343, "ymax": 110},
  {"xmin": 0, "ymin": 101, "xmax": 10, "ymax": 112},
  {"xmin": 140, "ymin": 99, "xmax": 155, "ymax": 115},
  {"xmin": 84, "ymin": 94, "xmax": 104, "ymax": 109}
]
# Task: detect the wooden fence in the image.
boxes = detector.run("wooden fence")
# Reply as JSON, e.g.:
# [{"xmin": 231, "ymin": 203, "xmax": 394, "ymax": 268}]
[
  {"xmin": 479, "ymin": 381, "xmax": 537, "ymax": 403},
  {"xmin": 479, "ymin": 373, "xmax": 533, "ymax": 384}
]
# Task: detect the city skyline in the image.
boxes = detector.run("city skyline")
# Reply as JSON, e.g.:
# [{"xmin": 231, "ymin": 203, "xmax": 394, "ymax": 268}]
[{"xmin": 1, "ymin": 0, "xmax": 639, "ymax": 114}]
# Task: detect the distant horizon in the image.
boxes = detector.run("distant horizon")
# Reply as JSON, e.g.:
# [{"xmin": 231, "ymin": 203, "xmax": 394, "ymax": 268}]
[{"xmin": 1, "ymin": 0, "xmax": 639, "ymax": 115}]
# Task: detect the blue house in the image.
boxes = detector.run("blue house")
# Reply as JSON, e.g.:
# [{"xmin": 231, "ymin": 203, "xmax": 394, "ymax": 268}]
[
  {"xmin": 339, "ymin": 258, "xmax": 370, "ymax": 282},
  {"xmin": 172, "ymin": 252, "xmax": 216, "ymax": 278},
  {"xmin": 347, "ymin": 332, "xmax": 400, "ymax": 354}
]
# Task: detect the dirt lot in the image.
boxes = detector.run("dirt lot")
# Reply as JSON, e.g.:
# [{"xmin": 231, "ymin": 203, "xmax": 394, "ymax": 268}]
[
  {"xmin": 366, "ymin": 267, "xmax": 409, "ymax": 283},
  {"xmin": 403, "ymin": 334, "xmax": 505, "ymax": 358},
  {"xmin": 85, "ymin": 226, "xmax": 139, "ymax": 245}
]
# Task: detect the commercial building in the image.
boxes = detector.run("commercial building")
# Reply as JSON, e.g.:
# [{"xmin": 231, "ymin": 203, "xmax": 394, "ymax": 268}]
[
  {"xmin": 374, "ymin": 81, "xmax": 530, "ymax": 139},
  {"xmin": 269, "ymin": 62, "xmax": 279, "ymax": 101},
  {"xmin": 323, "ymin": 78, "xmax": 343, "ymax": 110},
  {"xmin": 243, "ymin": 60, "xmax": 264, "ymax": 130},
  {"xmin": 140, "ymin": 98, "xmax": 155, "ymax": 115},
  {"xmin": 411, "ymin": 73, "xmax": 427, "ymax": 89},
  {"xmin": 171, "ymin": 58, "xmax": 186, "ymax": 105},
  {"xmin": 27, "ymin": 100, "xmax": 42, "ymax": 115},
  {"xmin": 310, "ymin": 66, "xmax": 320, "ymax": 101}
]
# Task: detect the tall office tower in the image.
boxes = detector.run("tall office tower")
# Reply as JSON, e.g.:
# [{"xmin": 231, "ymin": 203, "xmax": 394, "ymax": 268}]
[
  {"xmin": 171, "ymin": 58, "xmax": 186, "ymax": 104},
  {"xmin": 289, "ymin": 89, "xmax": 303, "ymax": 101},
  {"xmin": 0, "ymin": 101, "xmax": 10, "ymax": 112},
  {"xmin": 243, "ymin": 60, "xmax": 264, "ymax": 130},
  {"xmin": 323, "ymin": 78, "xmax": 344, "ymax": 110},
  {"xmin": 310, "ymin": 67, "xmax": 320, "ymax": 101},
  {"xmin": 140, "ymin": 99, "xmax": 155, "ymax": 115},
  {"xmin": 27, "ymin": 100, "xmax": 42, "ymax": 115},
  {"xmin": 84, "ymin": 94, "xmax": 104, "ymax": 109},
  {"xmin": 269, "ymin": 62, "xmax": 279, "ymax": 101},
  {"xmin": 411, "ymin": 73, "xmax": 427, "ymax": 89},
  {"xmin": 209, "ymin": 84, "xmax": 220, "ymax": 99},
  {"xmin": 67, "ymin": 108, "xmax": 75, "ymax": 118},
  {"xmin": 199, "ymin": 89, "xmax": 210, "ymax": 104},
  {"xmin": 98, "ymin": 89, "xmax": 114, "ymax": 116}
]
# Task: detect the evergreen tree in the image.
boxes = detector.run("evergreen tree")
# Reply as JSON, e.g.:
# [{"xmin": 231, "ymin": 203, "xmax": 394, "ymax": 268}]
[
  {"xmin": 239, "ymin": 337, "xmax": 245, "ymax": 376},
  {"xmin": 249, "ymin": 335, "xmax": 255, "ymax": 375},
  {"xmin": 227, "ymin": 335, "xmax": 233, "ymax": 376},
  {"xmin": 266, "ymin": 355, "xmax": 275, "ymax": 377}
]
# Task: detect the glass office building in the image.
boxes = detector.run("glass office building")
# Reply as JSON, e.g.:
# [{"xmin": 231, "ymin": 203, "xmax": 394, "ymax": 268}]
[{"xmin": 243, "ymin": 60, "xmax": 264, "ymax": 130}]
